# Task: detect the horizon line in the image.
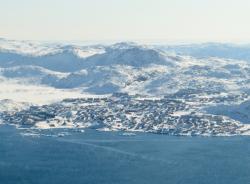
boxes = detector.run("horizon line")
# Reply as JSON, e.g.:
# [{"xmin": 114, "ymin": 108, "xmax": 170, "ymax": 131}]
[{"xmin": 1, "ymin": 37, "xmax": 250, "ymax": 46}]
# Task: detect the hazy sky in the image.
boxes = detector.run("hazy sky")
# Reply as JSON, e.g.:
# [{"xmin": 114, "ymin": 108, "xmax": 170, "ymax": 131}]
[{"xmin": 1, "ymin": 0, "xmax": 250, "ymax": 43}]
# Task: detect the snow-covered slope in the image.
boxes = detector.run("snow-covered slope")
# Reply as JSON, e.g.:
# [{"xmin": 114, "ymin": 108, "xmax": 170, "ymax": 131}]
[
  {"xmin": 0, "ymin": 99, "xmax": 29, "ymax": 112},
  {"xmin": 0, "ymin": 76, "xmax": 88, "ymax": 105},
  {"xmin": 82, "ymin": 45, "xmax": 174, "ymax": 67},
  {"xmin": 0, "ymin": 38, "xmax": 60, "ymax": 56},
  {"xmin": 205, "ymin": 100, "xmax": 250, "ymax": 124},
  {"xmin": 0, "ymin": 65, "xmax": 67, "ymax": 80},
  {"xmin": 1, "ymin": 39, "xmax": 250, "ymax": 136},
  {"xmin": 1, "ymin": 40, "xmax": 250, "ymax": 96},
  {"xmin": 0, "ymin": 40, "xmax": 172, "ymax": 72}
]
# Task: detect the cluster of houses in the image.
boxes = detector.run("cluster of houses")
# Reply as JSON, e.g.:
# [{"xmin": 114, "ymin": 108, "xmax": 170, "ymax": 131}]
[
  {"xmin": 169, "ymin": 88, "xmax": 248, "ymax": 105},
  {"xmin": 0, "ymin": 92, "xmax": 247, "ymax": 136}
]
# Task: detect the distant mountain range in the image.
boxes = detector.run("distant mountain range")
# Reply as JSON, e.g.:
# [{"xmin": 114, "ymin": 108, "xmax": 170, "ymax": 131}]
[{"xmin": 158, "ymin": 43, "xmax": 250, "ymax": 61}]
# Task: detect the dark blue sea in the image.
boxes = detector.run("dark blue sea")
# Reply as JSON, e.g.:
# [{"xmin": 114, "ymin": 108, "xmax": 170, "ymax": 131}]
[{"xmin": 0, "ymin": 124, "xmax": 250, "ymax": 184}]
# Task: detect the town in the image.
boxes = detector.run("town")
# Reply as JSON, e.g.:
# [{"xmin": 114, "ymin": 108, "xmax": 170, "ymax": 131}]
[{"xmin": 1, "ymin": 92, "xmax": 249, "ymax": 136}]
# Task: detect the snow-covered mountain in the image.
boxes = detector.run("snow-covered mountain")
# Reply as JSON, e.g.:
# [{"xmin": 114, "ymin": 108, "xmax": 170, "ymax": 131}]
[
  {"xmin": 0, "ymin": 39, "xmax": 178, "ymax": 94},
  {"xmin": 1, "ymin": 38, "xmax": 250, "ymax": 136},
  {"xmin": 0, "ymin": 39, "xmax": 171, "ymax": 72},
  {"xmin": 1, "ymin": 39, "xmax": 250, "ymax": 96},
  {"xmin": 159, "ymin": 43, "xmax": 250, "ymax": 61}
]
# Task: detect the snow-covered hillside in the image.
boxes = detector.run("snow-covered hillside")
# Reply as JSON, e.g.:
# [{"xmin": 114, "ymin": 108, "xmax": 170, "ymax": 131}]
[
  {"xmin": 1, "ymin": 39, "xmax": 250, "ymax": 96},
  {"xmin": 205, "ymin": 100, "xmax": 250, "ymax": 124},
  {"xmin": 1, "ymin": 38, "xmax": 250, "ymax": 136}
]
